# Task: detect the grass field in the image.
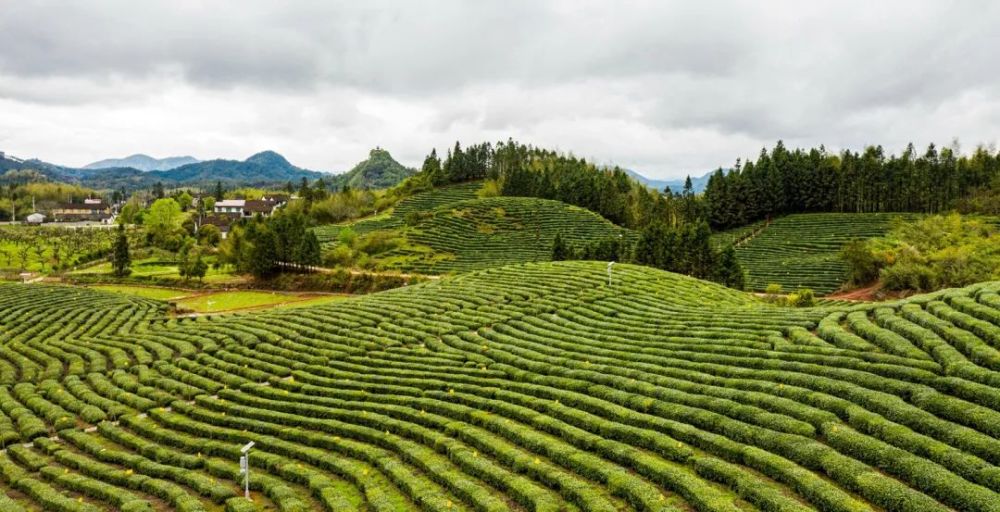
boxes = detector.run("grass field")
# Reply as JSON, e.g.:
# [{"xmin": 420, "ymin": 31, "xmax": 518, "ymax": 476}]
[
  {"xmin": 720, "ymin": 213, "xmax": 914, "ymax": 294},
  {"xmin": 174, "ymin": 291, "xmax": 343, "ymax": 313},
  {"xmin": 89, "ymin": 284, "xmax": 190, "ymax": 301},
  {"xmin": 1, "ymin": 263, "xmax": 1000, "ymax": 511},
  {"xmin": 91, "ymin": 285, "xmax": 345, "ymax": 313}
]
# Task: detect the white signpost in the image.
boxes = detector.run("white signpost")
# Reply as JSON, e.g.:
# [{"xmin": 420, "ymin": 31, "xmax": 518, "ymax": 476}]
[
  {"xmin": 240, "ymin": 441, "xmax": 255, "ymax": 499},
  {"xmin": 607, "ymin": 261, "xmax": 615, "ymax": 286}
]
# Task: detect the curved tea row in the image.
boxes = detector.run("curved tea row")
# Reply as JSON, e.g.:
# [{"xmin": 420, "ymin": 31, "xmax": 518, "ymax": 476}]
[
  {"xmin": 2, "ymin": 263, "xmax": 1000, "ymax": 511},
  {"xmin": 731, "ymin": 213, "xmax": 910, "ymax": 293}
]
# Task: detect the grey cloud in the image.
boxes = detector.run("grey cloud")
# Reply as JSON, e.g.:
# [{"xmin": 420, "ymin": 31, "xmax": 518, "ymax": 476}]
[{"xmin": 1, "ymin": 1, "xmax": 999, "ymax": 178}]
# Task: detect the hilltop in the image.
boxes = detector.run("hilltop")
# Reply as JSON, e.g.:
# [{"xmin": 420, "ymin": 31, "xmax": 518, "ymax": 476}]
[{"xmin": 329, "ymin": 148, "xmax": 416, "ymax": 190}]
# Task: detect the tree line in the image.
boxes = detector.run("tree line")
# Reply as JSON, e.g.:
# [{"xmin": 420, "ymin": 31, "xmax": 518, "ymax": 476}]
[
  {"xmin": 421, "ymin": 140, "xmax": 685, "ymax": 230},
  {"xmin": 704, "ymin": 141, "xmax": 1000, "ymax": 229}
]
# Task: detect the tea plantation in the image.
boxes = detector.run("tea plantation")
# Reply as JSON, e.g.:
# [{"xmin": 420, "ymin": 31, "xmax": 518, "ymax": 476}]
[
  {"xmin": 381, "ymin": 197, "xmax": 636, "ymax": 274},
  {"xmin": 313, "ymin": 182, "xmax": 483, "ymax": 245},
  {"xmin": 315, "ymin": 182, "xmax": 635, "ymax": 275},
  {"xmin": 728, "ymin": 213, "xmax": 912, "ymax": 294},
  {"xmin": 2, "ymin": 263, "xmax": 1000, "ymax": 511}
]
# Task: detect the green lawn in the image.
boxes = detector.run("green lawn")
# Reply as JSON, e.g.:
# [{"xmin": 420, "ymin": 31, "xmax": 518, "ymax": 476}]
[
  {"xmin": 90, "ymin": 284, "xmax": 190, "ymax": 301},
  {"xmin": 174, "ymin": 291, "xmax": 342, "ymax": 313}
]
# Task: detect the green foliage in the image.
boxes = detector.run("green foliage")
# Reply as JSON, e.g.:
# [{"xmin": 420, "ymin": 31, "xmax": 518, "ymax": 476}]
[
  {"xmin": 551, "ymin": 234, "xmax": 571, "ymax": 261},
  {"xmin": 713, "ymin": 245, "xmax": 746, "ymax": 290},
  {"xmin": 848, "ymin": 213, "xmax": 1000, "ymax": 293},
  {"xmin": 842, "ymin": 240, "xmax": 883, "ymax": 285},
  {"xmin": 197, "ymin": 224, "xmax": 221, "ymax": 247},
  {"xmin": 111, "ymin": 224, "xmax": 131, "ymax": 277},
  {"xmin": 476, "ymin": 179, "xmax": 501, "ymax": 198},
  {"xmin": 145, "ymin": 198, "xmax": 183, "ymax": 248}
]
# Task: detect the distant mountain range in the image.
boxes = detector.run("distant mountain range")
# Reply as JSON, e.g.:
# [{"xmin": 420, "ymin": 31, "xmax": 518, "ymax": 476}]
[
  {"xmin": 0, "ymin": 148, "xmax": 415, "ymax": 191},
  {"xmin": 626, "ymin": 169, "xmax": 714, "ymax": 194},
  {"xmin": 84, "ymin": 154, "xmax": 199, "ymax": 172}
]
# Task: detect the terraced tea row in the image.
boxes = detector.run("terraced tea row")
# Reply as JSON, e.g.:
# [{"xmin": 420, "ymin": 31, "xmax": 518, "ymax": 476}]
[
  {"xmin": 2, "ymin": 264, "xmax": 1000, "ymax": 511},
  {"xmin": 314, "ymin": 182, "xmax": 482, "ymax": 245},
  {"xmin": 382, "ymin": 197, "xmax": 636, "ymax": 274},
  {"xmin": 731, "ymin": 213, "xmax": 911, "ymax": 293}
]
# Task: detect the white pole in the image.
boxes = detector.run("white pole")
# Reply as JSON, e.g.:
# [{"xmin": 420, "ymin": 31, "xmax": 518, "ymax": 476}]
[
  {"xmin": 607, "ymin": 261, "xmax": 615, "ymax": 287},
  {"xmin": 240, "ymin": 441, "xmax": 255, "ymax": 500}
]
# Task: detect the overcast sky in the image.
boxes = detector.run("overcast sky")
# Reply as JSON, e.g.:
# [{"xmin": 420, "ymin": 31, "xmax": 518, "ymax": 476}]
[{"xmin": 1, "ymin": 1, "xmax": 999, "ymax": 178}]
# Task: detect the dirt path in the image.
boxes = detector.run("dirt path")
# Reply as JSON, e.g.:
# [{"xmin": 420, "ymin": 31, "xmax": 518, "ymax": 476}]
[
  {"xmin": 827, "ymin": 282, "xmax": 881, "ymax": 301},
  {"xmin": 277, "ymin": 262, "xmax": 441, "ymax": 280},
  {"xmin": 734, "ymin": 219, "xmax": 771, "ymax": 248}
]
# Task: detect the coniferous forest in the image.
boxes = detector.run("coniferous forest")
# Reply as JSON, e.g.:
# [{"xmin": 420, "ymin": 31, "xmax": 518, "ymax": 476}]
[{"xmin": 420, "ymin": 139, "xmax": 1000, "ymax": 231}]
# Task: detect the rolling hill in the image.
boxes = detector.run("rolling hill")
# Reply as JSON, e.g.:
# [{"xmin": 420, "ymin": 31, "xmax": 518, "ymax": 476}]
[
  {"xmin": 315, "ymin": 182, "xmax": 633, "ymax": 274},
  {"xmin": 83, "ymin": 154, "xmax": 199, "ymax": 172},
  {"xmin": 328, "ymin": 148, "xmax": 415, "ymax": 190},
  {"xmin": 2, "ymin": 263, "xmax": 1000, "ymax": 511}
]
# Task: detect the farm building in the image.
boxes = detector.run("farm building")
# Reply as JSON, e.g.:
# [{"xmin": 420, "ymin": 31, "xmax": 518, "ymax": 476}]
[
  {"xmin": 51, "ymin": 199, "xmax": 111, "ymax": 222},
  {"xmin": 213, "ymin": 198, "xmax": 283, "ymax": 217}
]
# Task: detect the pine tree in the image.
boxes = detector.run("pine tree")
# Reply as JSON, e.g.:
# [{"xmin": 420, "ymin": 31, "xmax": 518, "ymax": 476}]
[
  {"xmin": 111, "ymin": 224, "xmax": 131, "ymax": 277},
  {"xmin": 712, "ymin": 245, "xmax": 746, "ymax": 290},
  {"xmin": 422, "ymin": 149, "xmax": 444, "ymax": 185},
  {"xmin": 214, "ymin": 181, "xmax": 225, "ymax": 201},
  {"xmin": 249, "ymin": 228, "xmax": 278, "ymax": 278},
  {"xmin": 551, "ymin": 234, "xmax": 571, "ymax": 261},
  {"xmin": 296, "ymin": 231, "xmax": 322, "ymax": 268}
]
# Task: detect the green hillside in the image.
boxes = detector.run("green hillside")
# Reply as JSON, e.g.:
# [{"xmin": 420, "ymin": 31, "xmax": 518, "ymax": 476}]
[
  {"xmin": 314, "ymin": 181, "xmax": 482, "ymax": 243},
  {"xmin": 330, "ymin": 148, "xmax": 416, "ymax": 191},
  {"xmin": 383, "ymin": 196, "xmax": 636, "ymax": 274},
  {"xmin": 719, "ymin": 213, "xmax": 913, "ymax": 294},
  {"xmin": 2, "ymin": 264, "xmax": 1000, "ymax": 511},
  {"xmin": 316, "ymin": 183, "xmax": 634, "ymax": 275}
]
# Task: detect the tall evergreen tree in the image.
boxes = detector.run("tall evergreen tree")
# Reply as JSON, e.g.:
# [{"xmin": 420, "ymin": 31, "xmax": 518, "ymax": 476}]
[
  {"xmin": 713, "ymin": 245, "xmax": 746, "ymax": 290},
  {"xmin": 296, "ymin": 231, "xmax": 322, "ymax": 268},
  {"xmin": 111, "ymin": 224, "xmax": 131, "ymax": 277}
]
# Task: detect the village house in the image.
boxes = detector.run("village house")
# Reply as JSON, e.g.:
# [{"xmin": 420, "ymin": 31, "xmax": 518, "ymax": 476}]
[
  {"xmin": 213, "ymin": 198, "xmax": 284, "ymax": 218},
  {"xmin": 51, "ymin": 199, "xmax": 112, "ymax": 222}
]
